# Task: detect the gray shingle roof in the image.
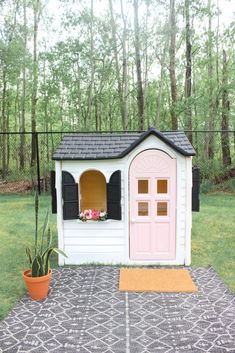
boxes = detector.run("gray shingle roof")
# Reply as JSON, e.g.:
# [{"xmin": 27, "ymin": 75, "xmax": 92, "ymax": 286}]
[{"xmin": 52, "ymin": 128, "xmax": 195, "ymax": 160}]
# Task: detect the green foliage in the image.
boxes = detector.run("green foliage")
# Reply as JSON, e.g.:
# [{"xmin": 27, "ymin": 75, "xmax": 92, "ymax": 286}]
[
  {"xmin": 194, "ymin": 157, "xmax": 234, "ymax": 181},
  {"xmin": 201, "ymin": 177, "xmax": 235, "ymax": 194},
  {"xmin": 25, "ymin": 191, "xmax": 67, "ymax": 277},
  {"xmin": 0, "ymin": 0, "xmax": 234, "ymax": 182},
  {"xmin": 0, "ymin": 0, "xmax": 234, "ymax": 132},
  {"xmin": 0, "ymin": 194, "xmax": 58, "ymax": 319},
  {"xmin": 192, "ymin": 193, "xmax": 235, "ymax": 293},
  {"xmin": 214, "ymin": 178, "xmax": 235, "ymax": 192},
  {"xmin": 200, "ymin": 180, "xmax": 214, "ymax": 193}
]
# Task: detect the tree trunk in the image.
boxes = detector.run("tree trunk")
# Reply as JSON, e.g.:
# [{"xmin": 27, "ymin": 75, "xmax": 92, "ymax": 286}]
[
  {"xmin": 31, "ymin": 0, "xmax": 40, "ymax": 166},
  {"xmin": 120, "ymin": 0, "xmax": 129, "ymax": 128},
  {"xmin": 221, "ymin": 50, "xmax": 231, "ymax": 166},
  {"xmin": 143, "ymin": 1, "xmax": 150, "ymax": 127},
  {"xmin": 94, "ymin": 93, "xmax": 98, "ymax": 131},
  {"xmin": 108, "ymin": 97, "xmax": 113, "ymax": 131},
  {"xmin": 169, "ymin": 0, "xmax": 178, "ymax": 130},
  {"xmin": 43, "ymin": 69, "xmax": 49, "ymax": 162},
  {"xmin": 86, "ymin": 0, "xmax": 95, "ymax": 129},
  {"xmin": 2, "ymin": 72, "xmax": 8, "ymax": 179},
  {"xmin": 192, "ymin": 61, "xmax": 198, "ymax": 155},
  {"xmin": 59, "ymin": 86, "xmax": 64, "ymax": 131},
  {"xmin": 75, "ymin": 57, "xmax": 81, "ymax": 127},
  {"xmin": 156, "ymin": 19, "xmax": 169, "ymax": 129},
  {"xmin": 133, "ymin": 0, "xmax": 144, "ymax": 130},
  {"xmin": 16, "ymin": 81, "xmax": 20, "ymax": 170},
  {"xmin": 109, "ymin": 0, "xmax": 125, "ymax": 128},
  {"xmin": 6, "ymin": 92, "xmax": 10, "ymax": 171},
  {"xmin": 184, "ymin": 0, "xmax": 192, "ymax": 143},
  {"xmin": 19, "ymin": 0, "xmax": 27, "ymax": 170},
  {"xmin": 207, "ymin": 0, "xmax": 215, "ymax": 159}
]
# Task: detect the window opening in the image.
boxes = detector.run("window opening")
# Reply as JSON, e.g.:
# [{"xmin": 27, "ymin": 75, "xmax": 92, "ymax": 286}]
[{"xmin": 80, "ymin": 170, "xmax": 107, "ymax": 211}]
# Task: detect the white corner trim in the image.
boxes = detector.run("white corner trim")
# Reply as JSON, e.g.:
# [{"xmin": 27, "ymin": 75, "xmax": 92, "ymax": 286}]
[
  {"xmin": 55, "ymin": 161, "xmax": 65, "ymax": 266},
  {"xmin": 184, "ymin": 157, "xmax": 192, "ymax": 266}
]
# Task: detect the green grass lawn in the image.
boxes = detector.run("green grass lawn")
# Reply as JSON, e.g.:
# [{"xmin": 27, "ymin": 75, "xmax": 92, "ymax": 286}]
[
  {"xmin": 192, "ymin": 193, "xmax": 235, "ymax": 293},
  {"xmin": 0, "ymin": 194, "xmax": 57, "ymax": 320},
  {"xmin": 0, "ymin": 192, "xmax": 234, "ymax": 320}
]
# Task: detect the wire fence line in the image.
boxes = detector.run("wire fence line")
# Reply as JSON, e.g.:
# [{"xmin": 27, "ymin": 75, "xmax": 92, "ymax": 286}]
[{"xmin": 0, "ymin": 130, "xmax": 234, "ymax": 193}]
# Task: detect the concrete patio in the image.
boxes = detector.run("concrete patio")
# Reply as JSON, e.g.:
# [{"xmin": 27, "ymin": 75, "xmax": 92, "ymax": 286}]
[{"xmin": 0, "ymin": 266, "xmax": 235, "ymax": 353}]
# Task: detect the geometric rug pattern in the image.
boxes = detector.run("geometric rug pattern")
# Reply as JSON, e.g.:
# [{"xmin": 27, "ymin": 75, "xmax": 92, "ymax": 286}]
[{"xmin": 0, "ymin": 266, "xmax": 235, "ymax": 353}]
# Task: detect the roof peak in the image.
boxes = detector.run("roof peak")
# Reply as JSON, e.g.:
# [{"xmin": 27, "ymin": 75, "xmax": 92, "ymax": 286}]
[{"xmin": 53, "ymin": 130, "xmax": 195, "ymax": 160}]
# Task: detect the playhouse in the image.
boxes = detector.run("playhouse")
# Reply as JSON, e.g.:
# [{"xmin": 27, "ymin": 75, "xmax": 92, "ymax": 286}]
[{"xmin": 52, "ymin": 128, "xmax": 199, "ymax": 266}]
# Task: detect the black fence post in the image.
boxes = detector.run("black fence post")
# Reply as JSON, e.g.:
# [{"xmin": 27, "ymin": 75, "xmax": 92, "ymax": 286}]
[
  {"xmin": 192, "ymin": 166, "xmax": 200, "ymax": 212},
  {"xmin": 35, "ymin": 132, "xmax": 41, "ymax": 195}
]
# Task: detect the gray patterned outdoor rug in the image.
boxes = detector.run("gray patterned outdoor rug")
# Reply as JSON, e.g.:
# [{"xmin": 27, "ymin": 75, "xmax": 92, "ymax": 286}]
[{"xmin": 0, "ymin": 266, "xmax": 235, "ymax": 353}]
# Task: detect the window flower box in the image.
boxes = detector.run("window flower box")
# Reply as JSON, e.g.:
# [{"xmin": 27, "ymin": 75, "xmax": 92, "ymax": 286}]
[{"xmin": 79, "ymin": 210, "xmax": 107, "ymax": 222}]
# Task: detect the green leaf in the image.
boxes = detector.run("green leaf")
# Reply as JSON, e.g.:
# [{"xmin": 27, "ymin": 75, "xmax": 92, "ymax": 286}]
[
  {"xmin": 37, "ymin": 254, "xmax": 44, "ymax": 276},
  {"xmin": 40, "ymin": 210, "xmax": 49, "ymax": 253},
  {"xmin": 34, "ymin": 190, "xmax": 39, "ymax": 255},
  {"xmin": 47, "ymin": 227, "xmax": 52, "ymax": 249},
  {"xmin": 31, "ymin": 256, "xmax": 40, "ymax": 277},
  {"xmin": 41, "ymin": 247, "xmax": 49, "ymax": 260},
  {"xmin": 26, "ymin": 247, "xmax": 32, "ymax": 265},
  {"xmin": 44, "ymin": 248, "xmax": 54, "ymax": 275},
  {"xmin": 45, "ymin": 258, "xmax": 50, "ymax": 275},
  {"xmin": 44, "ymin": 247, "xmax": 67, "ymax": 275},
  {"xmin": 42, "ymin": 211, "xmax": 49, "ymax": 237},
  {"xmin": 52, "ymin": 248, "xmax": 68, "ymax": 258}
]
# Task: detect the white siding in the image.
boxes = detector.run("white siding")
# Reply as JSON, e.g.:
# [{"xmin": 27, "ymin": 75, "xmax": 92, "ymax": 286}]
[
  {"xmin": 60, "ymin": 159, "xmax": 126, "ymax": 264},
  {"xmin": 56, "ymin": 134, "xmax": 191, "ymax": 265},
  {"xmin": 64, "ymin": 237, "xmax": 124, "ymax": 246},
  {"xmin": 65, "ymin": 253, "xmax": 125, "ymax": 265}
]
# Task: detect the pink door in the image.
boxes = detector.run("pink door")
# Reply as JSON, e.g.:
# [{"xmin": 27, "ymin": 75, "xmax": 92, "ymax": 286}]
[{"xmin": 129, "ymin": 149, "xmax": 176, "ymax": 260}]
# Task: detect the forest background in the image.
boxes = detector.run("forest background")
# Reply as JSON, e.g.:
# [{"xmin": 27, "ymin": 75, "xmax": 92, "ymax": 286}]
[{"xmin": 0, "ymin": 0, "xmax": 234, "ymax": 187}]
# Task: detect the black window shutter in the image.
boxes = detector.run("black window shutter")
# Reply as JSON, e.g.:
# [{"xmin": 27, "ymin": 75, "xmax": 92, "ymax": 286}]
[
  {"xmin": 50, "ymin": 170, "xmax": 57, "ymax": 214},
  {"xmin": 192, "ymin": 167, "xmax": 200, "ymax": 212},
  {"xmin": 107, "ymin": 170, "xmax": 122, "ymax": 220},
  {"xmin": 62, "ymin": 171, "xmax": 79, "ymax": 220}
]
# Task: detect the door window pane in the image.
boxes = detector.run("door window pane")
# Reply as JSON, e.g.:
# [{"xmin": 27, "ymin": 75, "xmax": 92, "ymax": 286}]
[
  {"xmin": 157, "ymin": 180, "xmax": 168, "ymax": 194},
  {"xmin": 157, "ymin": 202, "xmax": 168, "ymax": 216},
  {"xmin": 138, "ymin": 180, "xmax": 148, "ymax": 194},
  {"xmin": 138, "ymin": 202, "xmax": 148, "ymax": 216}
]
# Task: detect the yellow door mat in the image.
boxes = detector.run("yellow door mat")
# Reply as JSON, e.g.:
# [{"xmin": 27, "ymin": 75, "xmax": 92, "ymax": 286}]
[{"xmin": 119, "ymin": 268, "xmax": 198, "ymax": 292}]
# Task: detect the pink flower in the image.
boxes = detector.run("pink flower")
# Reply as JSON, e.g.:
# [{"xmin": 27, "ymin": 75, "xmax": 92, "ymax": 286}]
[
  {"xmin": 91, "ymin": 210, "xmax": 100, "ymax": 220},
  {"xmin": 81, "ymin": 210, "xmax": 90, "ymax": 219}
]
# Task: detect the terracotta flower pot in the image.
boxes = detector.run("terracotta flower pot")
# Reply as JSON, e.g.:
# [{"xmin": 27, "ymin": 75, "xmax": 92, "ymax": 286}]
[{"xmin": 22, "ymin": 269, "xmax": 52, "ymax": 300}]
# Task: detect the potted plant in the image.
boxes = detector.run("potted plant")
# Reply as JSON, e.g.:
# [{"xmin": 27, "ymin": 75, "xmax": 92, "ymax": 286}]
[{"xmin": 22, "ymin": 191, "xmax": 67, "ymax": 300}]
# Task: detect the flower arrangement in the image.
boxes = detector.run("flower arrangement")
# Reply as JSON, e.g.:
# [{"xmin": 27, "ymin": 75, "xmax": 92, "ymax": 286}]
[{"xmin": 79, "ymin": 209, "xmax": 107, "ymax": 222}]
